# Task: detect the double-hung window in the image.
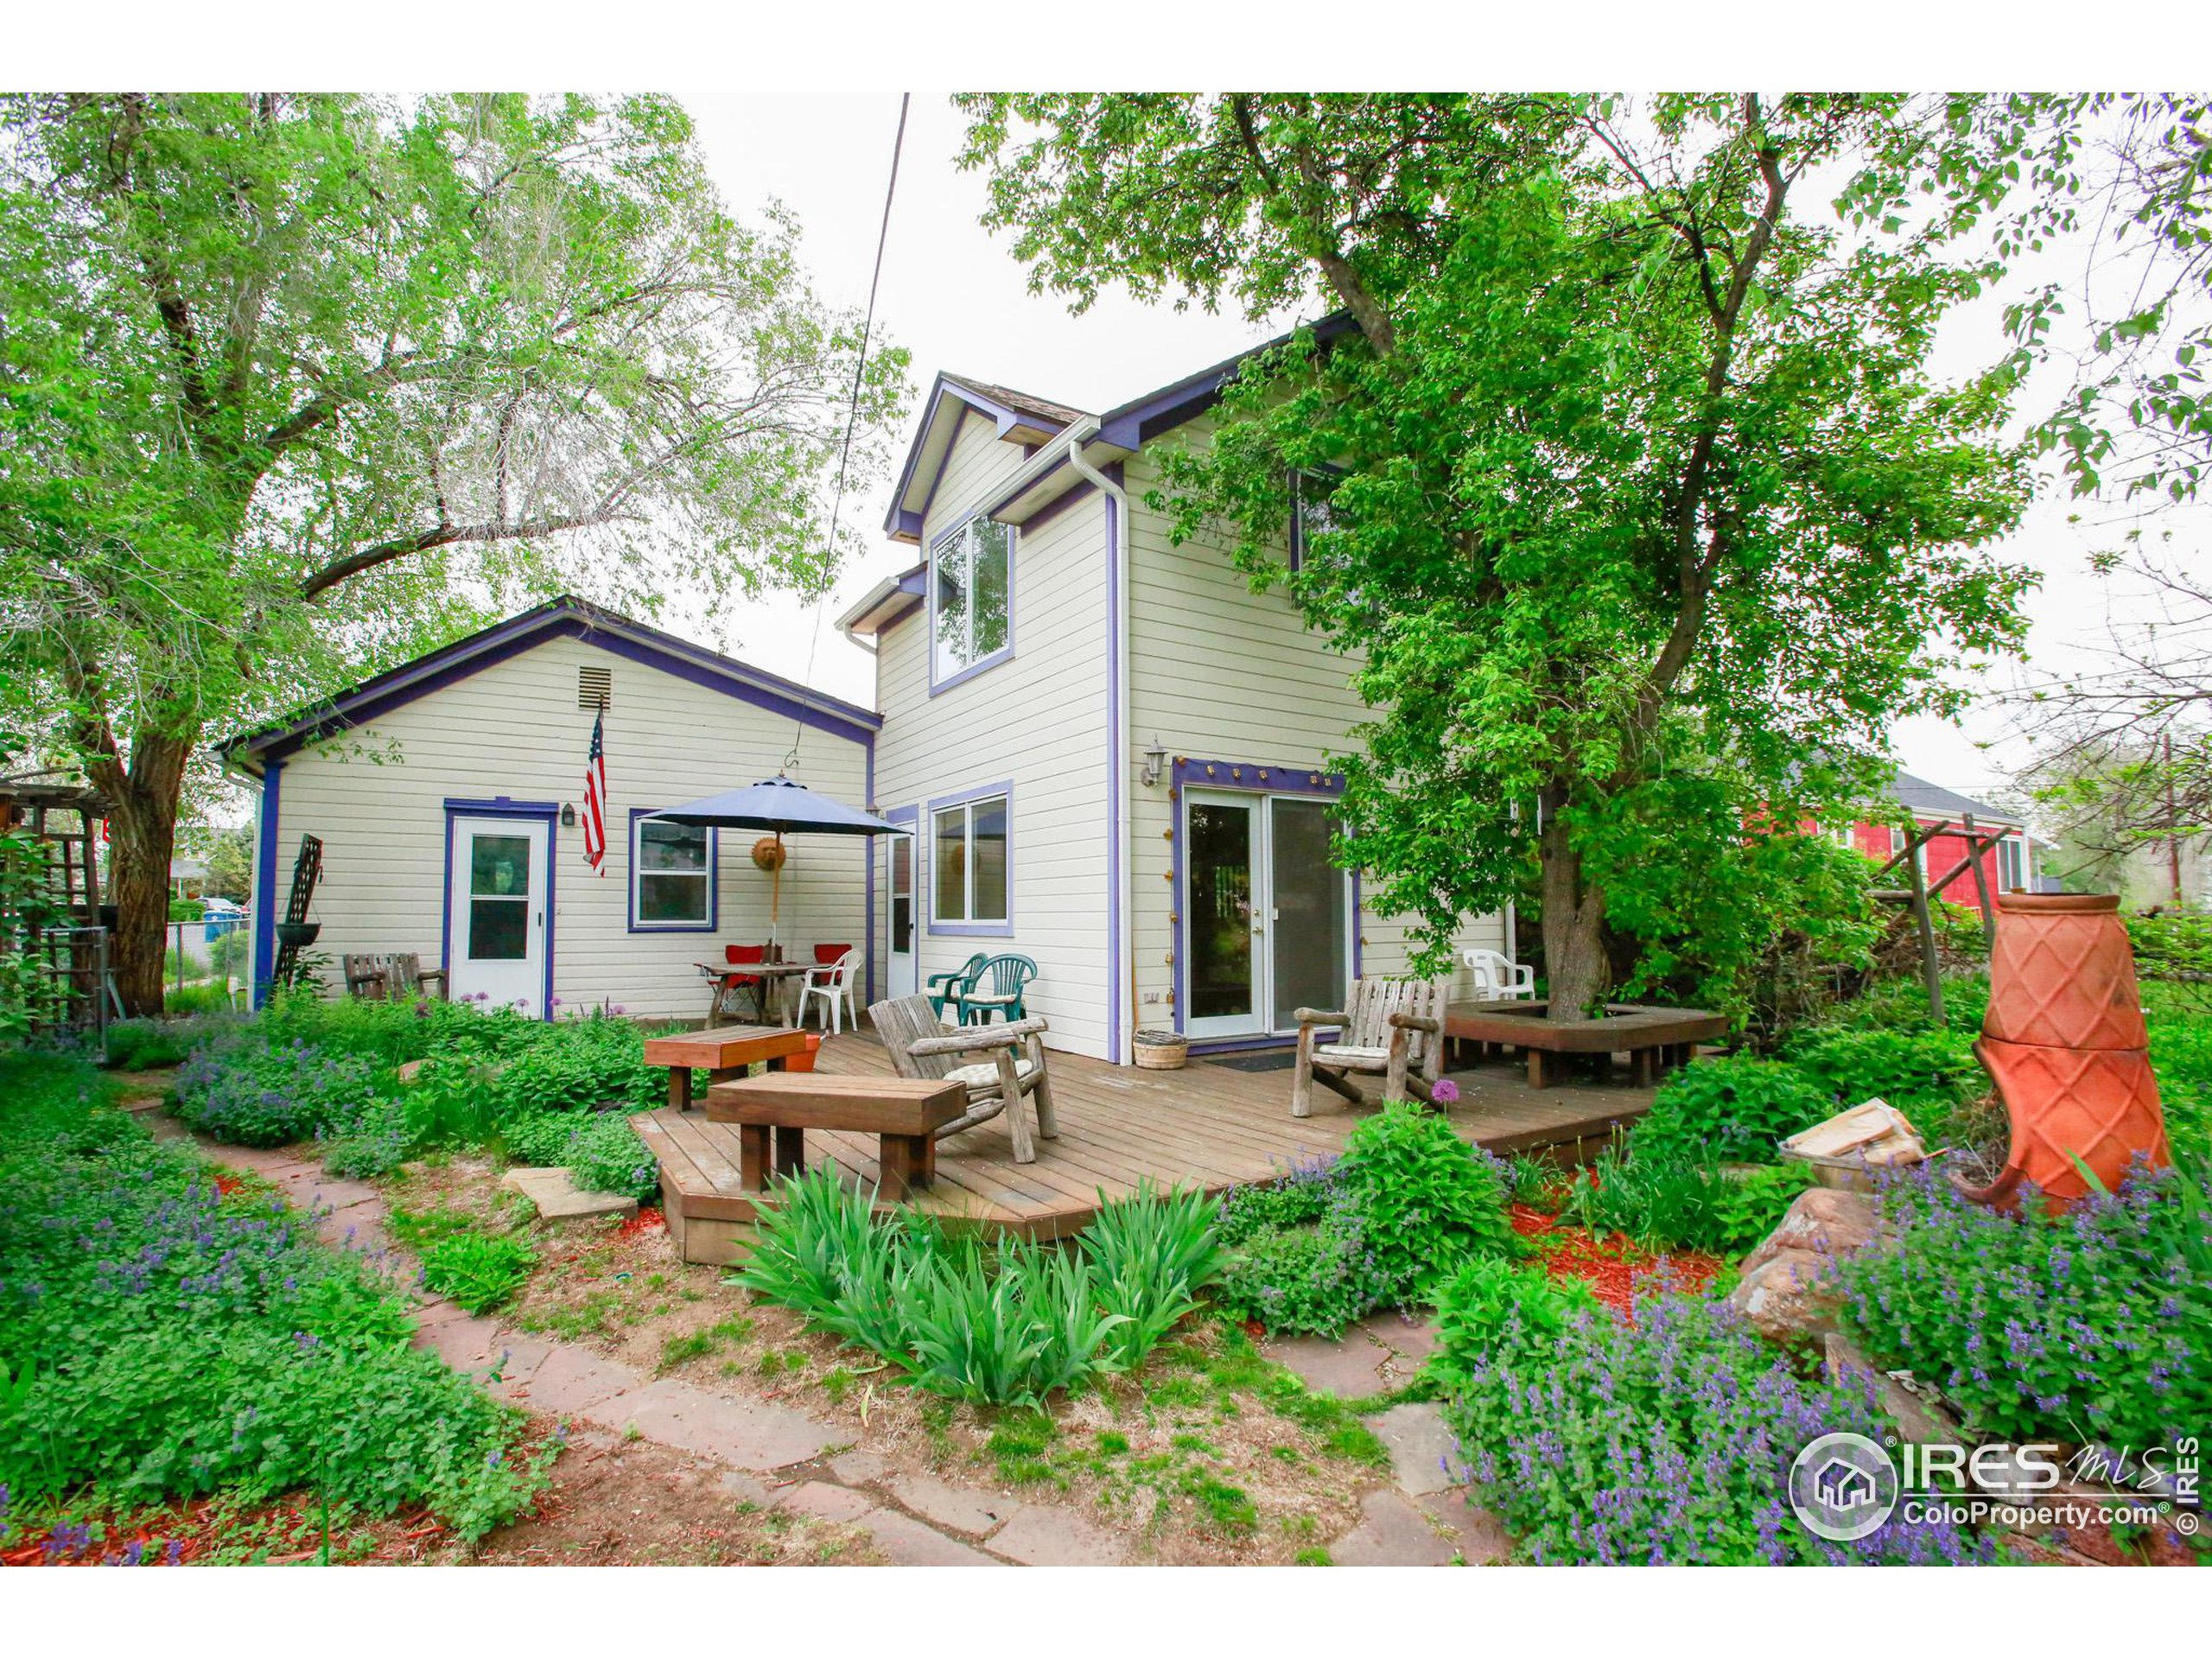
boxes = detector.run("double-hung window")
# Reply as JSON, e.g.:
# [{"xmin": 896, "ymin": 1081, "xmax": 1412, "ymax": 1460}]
[
  {"xmin": 931, "ymin": 792, "xmax": 1009, "ymax": 929},
  {"xmin": 1288, "ymin": 467, "xmax": 1343, "ymax": 573},
  {"xmin": 632, "ymin": 814, "xmax": 715, "ymax": 929},
  {"xmin": 931, "ymin": 513, "xmax": 1013, "ymax": 685},
  {"xmin": 1997, "ymin": 835, "xmax": 2025, "ymax": 892}
]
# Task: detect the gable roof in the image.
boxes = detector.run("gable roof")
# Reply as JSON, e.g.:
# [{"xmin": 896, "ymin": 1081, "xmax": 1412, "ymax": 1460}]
[
  {"xmin": 942, "ymin": 373, "xmax": 1088, "ymax": 433},
  {"xmin": 219, "ymin": 595, "xmax": 880, "ymax": 776},
  {"xmin": 881, "ymin": 372, "xmax": 1090, "ymax": 543},
  {"xmin": 1888, "ymin": 770, "xmax": 2022, "ymax": 828}
]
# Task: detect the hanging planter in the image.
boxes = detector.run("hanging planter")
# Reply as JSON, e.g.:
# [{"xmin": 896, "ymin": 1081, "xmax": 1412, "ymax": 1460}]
[{"xmin": 1961, "ymin": 893, "xmax": 2169, "ymax": 1211}]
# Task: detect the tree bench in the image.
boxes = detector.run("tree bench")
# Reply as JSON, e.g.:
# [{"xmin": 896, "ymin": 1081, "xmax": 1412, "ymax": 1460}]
[{"xmin": 704, "ymin": 1073, "xmax": 969, "ymax": 1199}]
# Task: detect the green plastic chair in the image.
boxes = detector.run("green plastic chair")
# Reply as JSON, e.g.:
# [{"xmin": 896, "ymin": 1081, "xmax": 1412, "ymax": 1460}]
[
  {"xmin": 950, "ymin": 954, "xmax": 1039, "ymax": 1027},
  {"xmin": 926, "ymin": 953, "xmax": 989, "ymax": 1021}
]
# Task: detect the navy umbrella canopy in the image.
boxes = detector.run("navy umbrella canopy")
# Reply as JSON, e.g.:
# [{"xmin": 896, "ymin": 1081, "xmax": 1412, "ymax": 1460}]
[{"xmin": 645, "ymin": 776, "xmax": 906, "ymax": 941}]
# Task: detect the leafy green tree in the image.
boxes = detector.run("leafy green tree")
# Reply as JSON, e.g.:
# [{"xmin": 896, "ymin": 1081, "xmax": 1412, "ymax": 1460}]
[
  {"xmin": 960, "ymin": 93, "xmax": 2032, "ymax": 1010},
  {"xmin": 0, "ymin": 94, "xmax": 906, "ymax": 1012}
]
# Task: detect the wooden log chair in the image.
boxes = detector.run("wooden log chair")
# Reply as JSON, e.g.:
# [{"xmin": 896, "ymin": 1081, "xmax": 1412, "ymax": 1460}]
[
  {"xmin": 342, "ymin": 952, "xmax": 448, "ymax": 1002},
  {"xmin": 1290, "ymin": 977, "xmax": 1450, "ymax": 1119},
  {"xmin": 867, "ymin": 993, "xmax": 1060, "ymax": 1164}
]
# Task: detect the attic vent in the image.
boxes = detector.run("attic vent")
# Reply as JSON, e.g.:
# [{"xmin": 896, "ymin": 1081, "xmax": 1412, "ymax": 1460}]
[{"xmin": 578, "ymin": 664, "xmax": 612, "ymax": 711}]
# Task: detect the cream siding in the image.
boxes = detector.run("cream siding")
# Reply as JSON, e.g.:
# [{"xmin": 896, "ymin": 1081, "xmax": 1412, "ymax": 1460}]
[
  {"xmin": 1121, "ymin": 430, "xmax": 1506, "ymax": 1040},
  {"xmin": 264, "ymin": 632, "xmax": 870, "ymax": 1021},
  {"xmin": 869, "ymin": 410, "xmax": 1115, "ymax": 1058}
]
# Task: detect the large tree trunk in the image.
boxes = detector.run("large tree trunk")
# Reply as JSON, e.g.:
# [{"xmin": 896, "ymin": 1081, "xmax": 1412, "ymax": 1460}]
[
  {"xmin": 95, "ymin": 729, "xmax": 195, "ymax": 1018},
  {"xmin": 1538, "ymin": 788, "xmax": 1611, "ymax": 1018}
]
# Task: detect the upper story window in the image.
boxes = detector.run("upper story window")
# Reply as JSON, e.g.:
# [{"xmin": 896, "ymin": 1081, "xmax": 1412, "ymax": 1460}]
[
  {"xmin": 931, "ymin": 513, "xmax": 1013, "ymax": 685},
  {"xmin": 632, "ymin": 815, "xmax": 715, "ymax": 930},
  {"xmin": 1289, "ymin": 468, "xmax": 1343, "ymax": 572}
]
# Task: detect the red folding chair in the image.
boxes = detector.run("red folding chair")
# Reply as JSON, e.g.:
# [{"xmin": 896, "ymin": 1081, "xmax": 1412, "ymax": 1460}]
[{"xmin": 696, "ymin": 944, "xmax": 769, "ymax": 1026}]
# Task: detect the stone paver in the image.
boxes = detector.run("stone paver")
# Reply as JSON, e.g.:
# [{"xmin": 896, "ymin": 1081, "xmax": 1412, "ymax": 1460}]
[
  {"xmin": 506, "ymin": 1343, "xmax": 639, "ymax": 1414},
  {"xmin": 774, "ymin": 1480, "xmax": 876, "ymax": 1522},
  {"xmin": 719, "ymin": 1471, "xmax": 772, "ymax": 1507},
  {"xmin": 587, "ymin": 1377, "xmax": 837, "ymax": 1471},
  {"xmin": 1264, "ymin": 1332, "xmax": 1390, "ymax": 1399},
  {"xmin": 829, "ymin": 1449, "xmax": 893, "ymax": 1487},
  {"xmin": 1364, "ymin": 1313, "xmax": 1441, "ymax": 1365},
  {"xmin": 499, "ymin": 1165, "xmax": 639, "ymax": 1223},
  {"xmin": 1371, "ymin": 1402, "xmax": 1459, "ymax": 1496},
  {"xmin": 855, "ymin": 1507, "xmax": 1005, "ymax": 1567},
  {"xmin": 411, "ymin": 1313, "xmax": 505, "ymax": 1369},
  {"xmin": 1417, "ymin": 1492, "xmax": 1512, "ymax": 1564},
  {"xmin": 890, "ymin": 1474, "xmax": 1020, "ymax": 1537},
  {"xmin": 1330, "ymin": 1490, "xmax": 1466, "ymax": 1567},
  {"xmin": 985, "ymin": 1504, "xmax": 1127, "ymax": 1566}
]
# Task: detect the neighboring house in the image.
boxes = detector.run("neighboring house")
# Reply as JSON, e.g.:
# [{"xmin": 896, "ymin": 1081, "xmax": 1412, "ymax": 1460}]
[
  {"xmin": 168, "ymin": 856, "xmax": 208, "ymax": 899},
  {"xmin": 219, "ymin": 598, "xmax": 878, "ymax": 1020},
  {"xmin": 839, "ymin": 350, "xmax": 1507, "ymax": 1065},
  {"xmin": 1834, "ymin": 770, "xmax": 2038, "ymax": 907}
]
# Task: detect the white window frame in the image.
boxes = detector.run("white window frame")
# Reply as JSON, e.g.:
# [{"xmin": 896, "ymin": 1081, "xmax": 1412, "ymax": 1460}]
[
  {"xmin": 927, "ymin": 788, "xmax": 1012, "ymax": 935},
  {"xmin": 630, "ymin": 812, "xmax": 716, "ymax": 931},
  {"xmin": 929, "ymin": 513, "xmax": 1014, "ymax": 692},
  {"xmin": 1997, "ymin": 835, "xmax": 2026, "ymax": 891}
]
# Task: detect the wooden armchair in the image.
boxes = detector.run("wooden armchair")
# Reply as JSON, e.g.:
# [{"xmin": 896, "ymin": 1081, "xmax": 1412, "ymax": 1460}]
[
  {"xmin": 868, "ymin": 993, "xmax": 1059, "ymax": 1163},
  {"xmin": 1290, "ymin": 977, "xmax": 1449, "ymax": 1118},
  {"xmin": 343, "ymin": 952, "xmax": 448, "ymax": 1002}
]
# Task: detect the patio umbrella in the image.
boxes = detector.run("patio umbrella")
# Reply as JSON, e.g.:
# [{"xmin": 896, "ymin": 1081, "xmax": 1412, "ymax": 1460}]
[{"xmin": 646, "ymin": 776, "xmax": 906, "ymax": 944}]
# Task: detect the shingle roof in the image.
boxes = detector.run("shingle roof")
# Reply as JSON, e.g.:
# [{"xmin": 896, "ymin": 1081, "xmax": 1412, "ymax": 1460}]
[
  {"xmin": 1888, "ymin": 769, "xmax": 2022, "ymax": 826},
  {"xmin": 940, "ymin": 373, "xmax": 1089, "ymax": 431}
]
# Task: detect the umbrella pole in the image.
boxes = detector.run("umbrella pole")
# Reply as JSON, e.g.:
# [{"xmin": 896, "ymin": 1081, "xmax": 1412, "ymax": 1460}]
[{"xmin": 770, "ymin": 831, "xmax": 785, "ymax": 951}]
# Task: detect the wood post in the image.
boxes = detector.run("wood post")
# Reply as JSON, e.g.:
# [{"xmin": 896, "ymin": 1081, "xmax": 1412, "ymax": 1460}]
[
  {"xmin": 1962, "ymin": 812, "xmax": 1997, "ymax": 952},
  {"xmin": 1904, "ymin": 830, "xmax": 1945, "ymax": 1027}
]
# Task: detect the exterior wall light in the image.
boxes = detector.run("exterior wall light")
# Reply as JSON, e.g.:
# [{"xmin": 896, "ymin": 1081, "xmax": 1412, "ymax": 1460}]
[{"xmin": 1141, "ymin": 737, "xmax": 1169, "ymax": 788}]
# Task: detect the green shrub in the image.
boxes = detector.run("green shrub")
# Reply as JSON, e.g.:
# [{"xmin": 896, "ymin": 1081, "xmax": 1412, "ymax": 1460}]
[
  {"xmin": 320, "ymin": 1096, "xmax": 413, "ymax": 1180},
  {"xmin": 1426, "ymin": 1256, "xmax": 1599, "ymax": 1390},
  {"xmin": 1440, "ymin": 1287, "xmax": 1993, "ymax": 1564},
  {"xmin": 0, "ymin": 1052, "xmax": 543, "ymax": 1538},
  {"xmin": 734, "ymin": 1166, "xmax": 1218, "ymax": 1405},
  {"xmin": 1216, "ymin": 1167, "xmax": 1335, "ymax": 1245},
  {"xmin": 1785, "ymin": 1024, "xmax": 1981, "ymax": 1114},
  {"xmin": 419, "ymin": 1230, "xmax": 537, "ymax": 1315},
  {"xmin": 1214, "ymin": 1205, "xmax": 1394, "ymax": 1338},
  {"xmin": 105, "ymin": 1015, "xmax": 215, "ymax": 1071},
  {"xmin": 1333, "ymin": 1103, "xmax": 1519, "ymax": 1298},
  {"xmin": 1836, "ymin": 1158, "xmax": 2212, "ymax": 1451},
  {"xmin": 1636, "ymin": 1056, "xmax": 1831, "ymax": 1165},
  {"xmin": 562, "ymin": 1114, "xmax": 659, "ymax": 1201}
]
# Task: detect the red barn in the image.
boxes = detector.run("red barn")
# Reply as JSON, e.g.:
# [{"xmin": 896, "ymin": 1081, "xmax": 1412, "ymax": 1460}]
[{"xmin": 1836, "ymin": 772, "xmax": 2035, "ymax": 907}]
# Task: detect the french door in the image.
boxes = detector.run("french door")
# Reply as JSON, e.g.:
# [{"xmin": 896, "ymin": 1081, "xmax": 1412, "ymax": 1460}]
[
  {"xmin": 1183, "ymin": 790, "xmax": 1351, "ymax": 1039},
  {"xmin": 447, "ymin": 815, "xmax": 550, "ymax": 1016}
]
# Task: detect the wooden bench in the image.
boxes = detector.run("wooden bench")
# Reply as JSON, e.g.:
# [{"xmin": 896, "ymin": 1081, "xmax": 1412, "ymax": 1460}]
[
  {"xmin": 706, "ymin": 1073, "xmax": 968, "ymax": 1199},
  {"xmin": 642, "ymin": 1024, "xmax": 810, "ymax": 1112},
  {"xmin": 1442, "ymin": 1001, "xmax": 1730, "ymax": 1088}
]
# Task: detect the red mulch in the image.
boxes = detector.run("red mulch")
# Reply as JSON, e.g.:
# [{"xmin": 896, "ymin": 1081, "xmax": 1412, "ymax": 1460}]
[
  {"xmin": 615, "ymin": 1205, "xmax": 666, "ymax": 1241},
  {"xmin": 1510, "ymin": 1204, "xmax": 1721, "ymax": 1321},
  {"xmin": 209, "ymin": 1173, "xmax": 243, "ymax": 1197},
  {"xmin": 3, "ymin": 1495, "xmax": 454, "ymax": 1567}
]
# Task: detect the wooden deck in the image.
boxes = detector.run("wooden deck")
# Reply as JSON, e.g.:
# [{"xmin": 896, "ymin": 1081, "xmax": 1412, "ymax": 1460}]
[{"xmin": 636, "ymin": 1031, "xmax": 1658, "ymax": 1259}]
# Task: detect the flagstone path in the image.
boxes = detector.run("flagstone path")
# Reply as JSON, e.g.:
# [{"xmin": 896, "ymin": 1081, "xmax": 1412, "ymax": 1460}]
[{"xmin": 183, "ymin": 1126, "xmax": 1507, "ymax": 1565}]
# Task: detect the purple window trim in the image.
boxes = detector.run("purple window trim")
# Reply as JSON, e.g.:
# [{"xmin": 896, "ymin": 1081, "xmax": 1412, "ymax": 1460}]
[
  {"xmin": 440, "ymin": 797, "xmax": 560, "ymax": 1021},
  {"xmin": 250, "ymin": 759, "xmax": 283, "ymax": 1005},
  {"xmin": 1166, "ymin": 758, "xmax": 1359, "ymax": 1039},
  {"xmin": 625, "ymin": 806, "xmax": 719, "ymax": 935},
  {"xmin": 1103, "ymin": 491, "xmax": 1123, "ymax": 1065},
  {"xmin": 925, "ymin": 780, "xmax": 1014, "ymax": 938},
  {"xmin": 926, "ymin": 515, "xmax": 1017, "ymax": 698}
]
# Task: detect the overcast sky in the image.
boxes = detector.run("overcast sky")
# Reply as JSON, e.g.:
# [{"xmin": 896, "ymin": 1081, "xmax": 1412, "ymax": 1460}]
[{"xmin": 680, "ymin": 92, "xmax": 2207, "ymax": 802}]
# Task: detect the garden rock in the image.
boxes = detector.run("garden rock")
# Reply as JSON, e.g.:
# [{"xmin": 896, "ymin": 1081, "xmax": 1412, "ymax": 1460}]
[
  {"xmin": 500, "ymin": 1164, "xmax": 639, "ymax": 1223},
  {"xmin": 1728, "ymin": 1187, "xmax": 1876, "ymax": 1344},
  {"xmin": 1824, "ymin": 1334, "xmax": 1961, "ymax": 1446}
]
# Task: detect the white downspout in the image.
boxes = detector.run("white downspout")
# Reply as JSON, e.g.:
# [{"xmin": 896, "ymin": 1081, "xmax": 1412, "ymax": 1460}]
[{"xmin": 1066, "ymin": 429, "xmax": 1132, "ymax": 1065}]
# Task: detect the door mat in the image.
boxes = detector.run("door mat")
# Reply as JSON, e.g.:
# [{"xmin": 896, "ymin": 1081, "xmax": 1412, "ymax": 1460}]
[{"xmin": 1205, "ymin": 1050, "xmax": 1297, "ymax": 1073}]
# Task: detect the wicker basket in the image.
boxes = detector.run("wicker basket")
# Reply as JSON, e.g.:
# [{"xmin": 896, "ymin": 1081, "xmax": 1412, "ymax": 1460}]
[{"xmin": 1134, "ymin": 1029, "xmax": 1188, "ymax": 1070}]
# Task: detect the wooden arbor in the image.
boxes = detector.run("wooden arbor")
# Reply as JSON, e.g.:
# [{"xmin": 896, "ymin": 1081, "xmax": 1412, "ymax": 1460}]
[
  {"xmin": 0, "ymin": 777, "xmax": 114, "ymax": 1039},
  {"xmin": 1871, "ymin": 813, "xmax": 2012, "ymax": 1026}
]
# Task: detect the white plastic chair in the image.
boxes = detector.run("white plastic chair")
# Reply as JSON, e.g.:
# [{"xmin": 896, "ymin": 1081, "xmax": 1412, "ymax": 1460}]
[
  {"xmin": 226, "ymin": 975, "xmax": 247, "ymax": 1011},
  {"xmin": 799, "ymin": 948, "xmax": 861, "ymax": 1034},
  {"xmin": 1461, "ymin": 948, "xmax": 1535, "ymax": 1001}
]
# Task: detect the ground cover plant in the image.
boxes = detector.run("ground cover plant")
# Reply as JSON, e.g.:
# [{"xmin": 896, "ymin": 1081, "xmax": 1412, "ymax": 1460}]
[
  {"xmin": 1835, "ymin": 1155, "xmax": 2212, "ymax": 1452},
  {"xmin": 736, "ymin": 1169, "xmax": 1221, "ymax": 1406},
  {"xmin": 0, "ymin": 1052, "xmax": 548, "ymax": 1541},
  {"xmin": 1439, "ymin": 1283, "xmax": 1995, "ymax": 1565},
  {"xmin": 1558, "ymin": 1147, "xmax": 1813, "ymax": 1257}
]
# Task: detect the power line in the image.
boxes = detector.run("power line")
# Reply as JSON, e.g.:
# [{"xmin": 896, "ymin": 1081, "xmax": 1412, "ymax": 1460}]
[{"xmin": 788, "ymin": 92, "xmax": 909, "ymax": 773}]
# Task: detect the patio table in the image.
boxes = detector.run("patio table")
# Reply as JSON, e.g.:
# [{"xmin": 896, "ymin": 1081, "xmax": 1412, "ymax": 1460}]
[{"xmin": 643, "ymin": 1023, "xmax": 810, "ymax": 1113}]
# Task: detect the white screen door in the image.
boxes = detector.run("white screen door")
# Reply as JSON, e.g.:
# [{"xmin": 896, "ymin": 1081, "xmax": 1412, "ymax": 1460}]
[
  {"xmin": 448, "ymin": 815, "xmax": 550, "ymax": 1016},
  {"xmin": 888, "ymin": 825, "xmax": 918, "ymax": 999}
]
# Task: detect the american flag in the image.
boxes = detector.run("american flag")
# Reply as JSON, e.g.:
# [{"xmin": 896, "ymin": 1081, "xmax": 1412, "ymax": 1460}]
[{"xmin": 582, "ymin": 713, "xmax": 608, "ymax": 875}]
